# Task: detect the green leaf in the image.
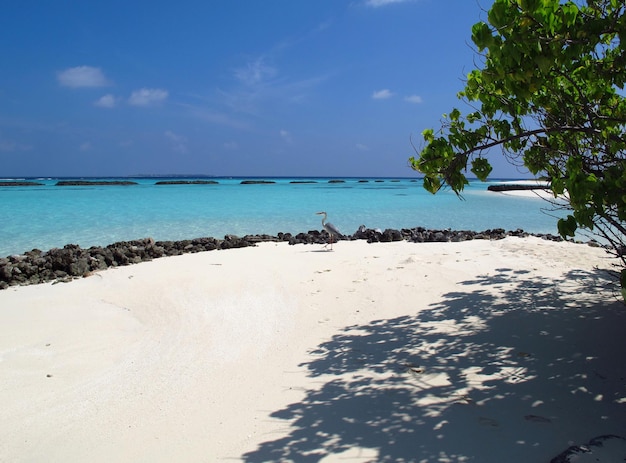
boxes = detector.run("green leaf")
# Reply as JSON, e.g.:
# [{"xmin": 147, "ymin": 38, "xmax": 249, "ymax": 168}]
[
  {"xmin": 557, "ymin": 215, "xmax": 577, "ymax": 238},
  {"xmin": 467, "ymin": 111, "xmax": 482, "ymax": 123},
  {"xmin": 488, "ymin": 0, "xmax": 509, "ymax": 29},
  {"xmin": 519, "ymin": 0, "xmax": 540, "ymax": 12},
  {"xmin": 470, "ymin": 157, "xmax": 493, "ymax": 181},
  {"xmin": 472, "ymin": 22, "xmax": 493, "ymax": 50},
  {"xmin": 423, "ymin": 175, "xmax": 441, "ymax": 194},
  {"xmin": 422, "ymin": 128, "xmax": 435, "ymax": 143},
  {"xmin": 562, "ymin": 3, "xmax": 579, "ymax": 27}
]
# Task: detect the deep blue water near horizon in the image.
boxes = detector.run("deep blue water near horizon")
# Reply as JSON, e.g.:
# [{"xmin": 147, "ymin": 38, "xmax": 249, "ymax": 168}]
[{"xmin": 0, "ymin": 176, "xmax": 567, "ymax": 257}]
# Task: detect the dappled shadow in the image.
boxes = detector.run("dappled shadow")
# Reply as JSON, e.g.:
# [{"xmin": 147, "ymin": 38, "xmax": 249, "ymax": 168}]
[{"xmin": 243, "ymin": 268, "xmax": 626, "ymax": 462}]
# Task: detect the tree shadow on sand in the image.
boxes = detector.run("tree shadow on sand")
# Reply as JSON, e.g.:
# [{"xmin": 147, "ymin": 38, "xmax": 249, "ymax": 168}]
[{"xmin": 243, "ymin": 267, "xmax": 626, "ymax": 463}]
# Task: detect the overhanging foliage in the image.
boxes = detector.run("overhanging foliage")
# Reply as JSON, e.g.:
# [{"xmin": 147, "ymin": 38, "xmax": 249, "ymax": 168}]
[{"xmin": 410, "ymin": 0, "xmax": 626, "ymax": 296}]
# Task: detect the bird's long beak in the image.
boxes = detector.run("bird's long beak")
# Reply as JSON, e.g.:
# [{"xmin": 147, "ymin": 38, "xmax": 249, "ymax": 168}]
[{"xmin": 316, "ymin": 211, "xmax": 325, "ymax": 215}]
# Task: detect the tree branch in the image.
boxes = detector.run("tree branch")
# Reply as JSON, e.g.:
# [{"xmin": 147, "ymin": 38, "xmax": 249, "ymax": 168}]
[{"xmin": 456, "ymin": 125, "xmax": 604, "ymax": 158}]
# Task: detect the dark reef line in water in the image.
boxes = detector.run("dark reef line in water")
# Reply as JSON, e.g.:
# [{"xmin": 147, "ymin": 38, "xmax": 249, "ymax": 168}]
[
  {"xmin": 0, "ymin": 179, "xmax": 410, "ymax": 186},
  {"xmin": 1, "ymin": 179, "xmax": 547, "ymax": 191}
]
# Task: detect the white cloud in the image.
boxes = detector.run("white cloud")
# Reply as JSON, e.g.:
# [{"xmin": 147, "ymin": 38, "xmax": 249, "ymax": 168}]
[
  {"xmin": 235, "ymin": 57, "xmax": 277, "ymax": 86},
  {"xmin": 182, "ymin": 103, "xmax": 252, "ymax": 130},
  {"xmin": 223, "ymin": 141, "xmax": 239, "ymax": 150},
  {"xmin": 372, "ymin": 89, "xmax": 394, "ymax": 100},
  {"xmin": 129, "ymin": 88, "xmax": 168, "ymax": 106},
  {"xmin": 57, "ymin": 66, "xmax": 109, "ymax": 88},
  {"xmin": 0, "ymin": 136, "xmax": 32, "ymax": 152},
  {"xmin": 356, "ymin": 143, "xmax": 369, "ymax": 151},
  {"xmin": 280, "ymin": 129, "xmax": 293, "ymax": 143},
  {"xmin": 220, "ymin": 50, "xmax": 329, "ymax": 116},
  {"xmin": 365, "ymin": 0, "xmax": 411, "ymax": 7},
  {"xmin": 79, "ymin": 142, "xmax": 92, "ymax": 151},
  {"xmin": 405, "ymin": 94, "xmax": 423, "ymax": 104},
  {"xmin": 316, "ymin": 18, "xmax": 334, "ymax": 32},
  {"xmin": 165, "ymin": 130, "xmax": 187, "ymax": 153},
  {"xmin": 95, "ymin": 94, "xmax": 117, "ymax": 108}
]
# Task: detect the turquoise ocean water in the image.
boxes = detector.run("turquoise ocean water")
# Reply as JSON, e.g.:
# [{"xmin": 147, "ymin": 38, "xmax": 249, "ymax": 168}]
[{"xmin": 0, "ymin": 177, "xmax": 566, "ymax": 257}]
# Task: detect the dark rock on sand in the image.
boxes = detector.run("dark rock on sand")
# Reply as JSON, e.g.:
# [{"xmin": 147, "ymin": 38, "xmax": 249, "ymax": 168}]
[
  {"xmin": 381, "ymin": 229, "xmax": 403, "ymax": 242},
  {"xmin": 240, "ymin": 180, "xmax": 276, "ymax": 185},
  {"xmin": 0, "ymin": 226, "xmax": 598, "ymax": 290}
]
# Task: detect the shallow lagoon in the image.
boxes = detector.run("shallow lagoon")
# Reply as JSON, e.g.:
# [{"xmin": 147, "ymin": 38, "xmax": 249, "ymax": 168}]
[{"xmin": 0, "ymin": 177, "xmax": 565, "ymax": 256}]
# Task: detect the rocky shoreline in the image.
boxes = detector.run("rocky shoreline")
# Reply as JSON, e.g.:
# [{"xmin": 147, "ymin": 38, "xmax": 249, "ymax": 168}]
[{"xmin": 0, "ymin": 226, "xmax": 601, "ymax": 290}]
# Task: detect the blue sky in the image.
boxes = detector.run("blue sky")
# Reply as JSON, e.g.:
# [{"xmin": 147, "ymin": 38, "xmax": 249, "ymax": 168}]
[{"xmin": 1, "ymin": 0, "xmax": 530, "ymax": 178}]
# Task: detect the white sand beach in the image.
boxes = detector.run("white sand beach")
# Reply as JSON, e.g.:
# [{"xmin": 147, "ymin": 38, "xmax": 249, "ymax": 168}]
[{"xmin": 1, "ymin": 237, "xmax": 625, "ymax": 462}]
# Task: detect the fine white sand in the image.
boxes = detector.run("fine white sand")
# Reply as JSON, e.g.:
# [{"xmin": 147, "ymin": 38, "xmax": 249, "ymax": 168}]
[{"xmin": 0, "ymin": 237, "xmax": 624, "ymax": 462}]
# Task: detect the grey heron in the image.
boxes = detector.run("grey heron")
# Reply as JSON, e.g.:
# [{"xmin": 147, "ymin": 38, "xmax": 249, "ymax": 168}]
[{"xmin": 316, "ymin": 211, "xmax": 342, "ymax": 250}]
